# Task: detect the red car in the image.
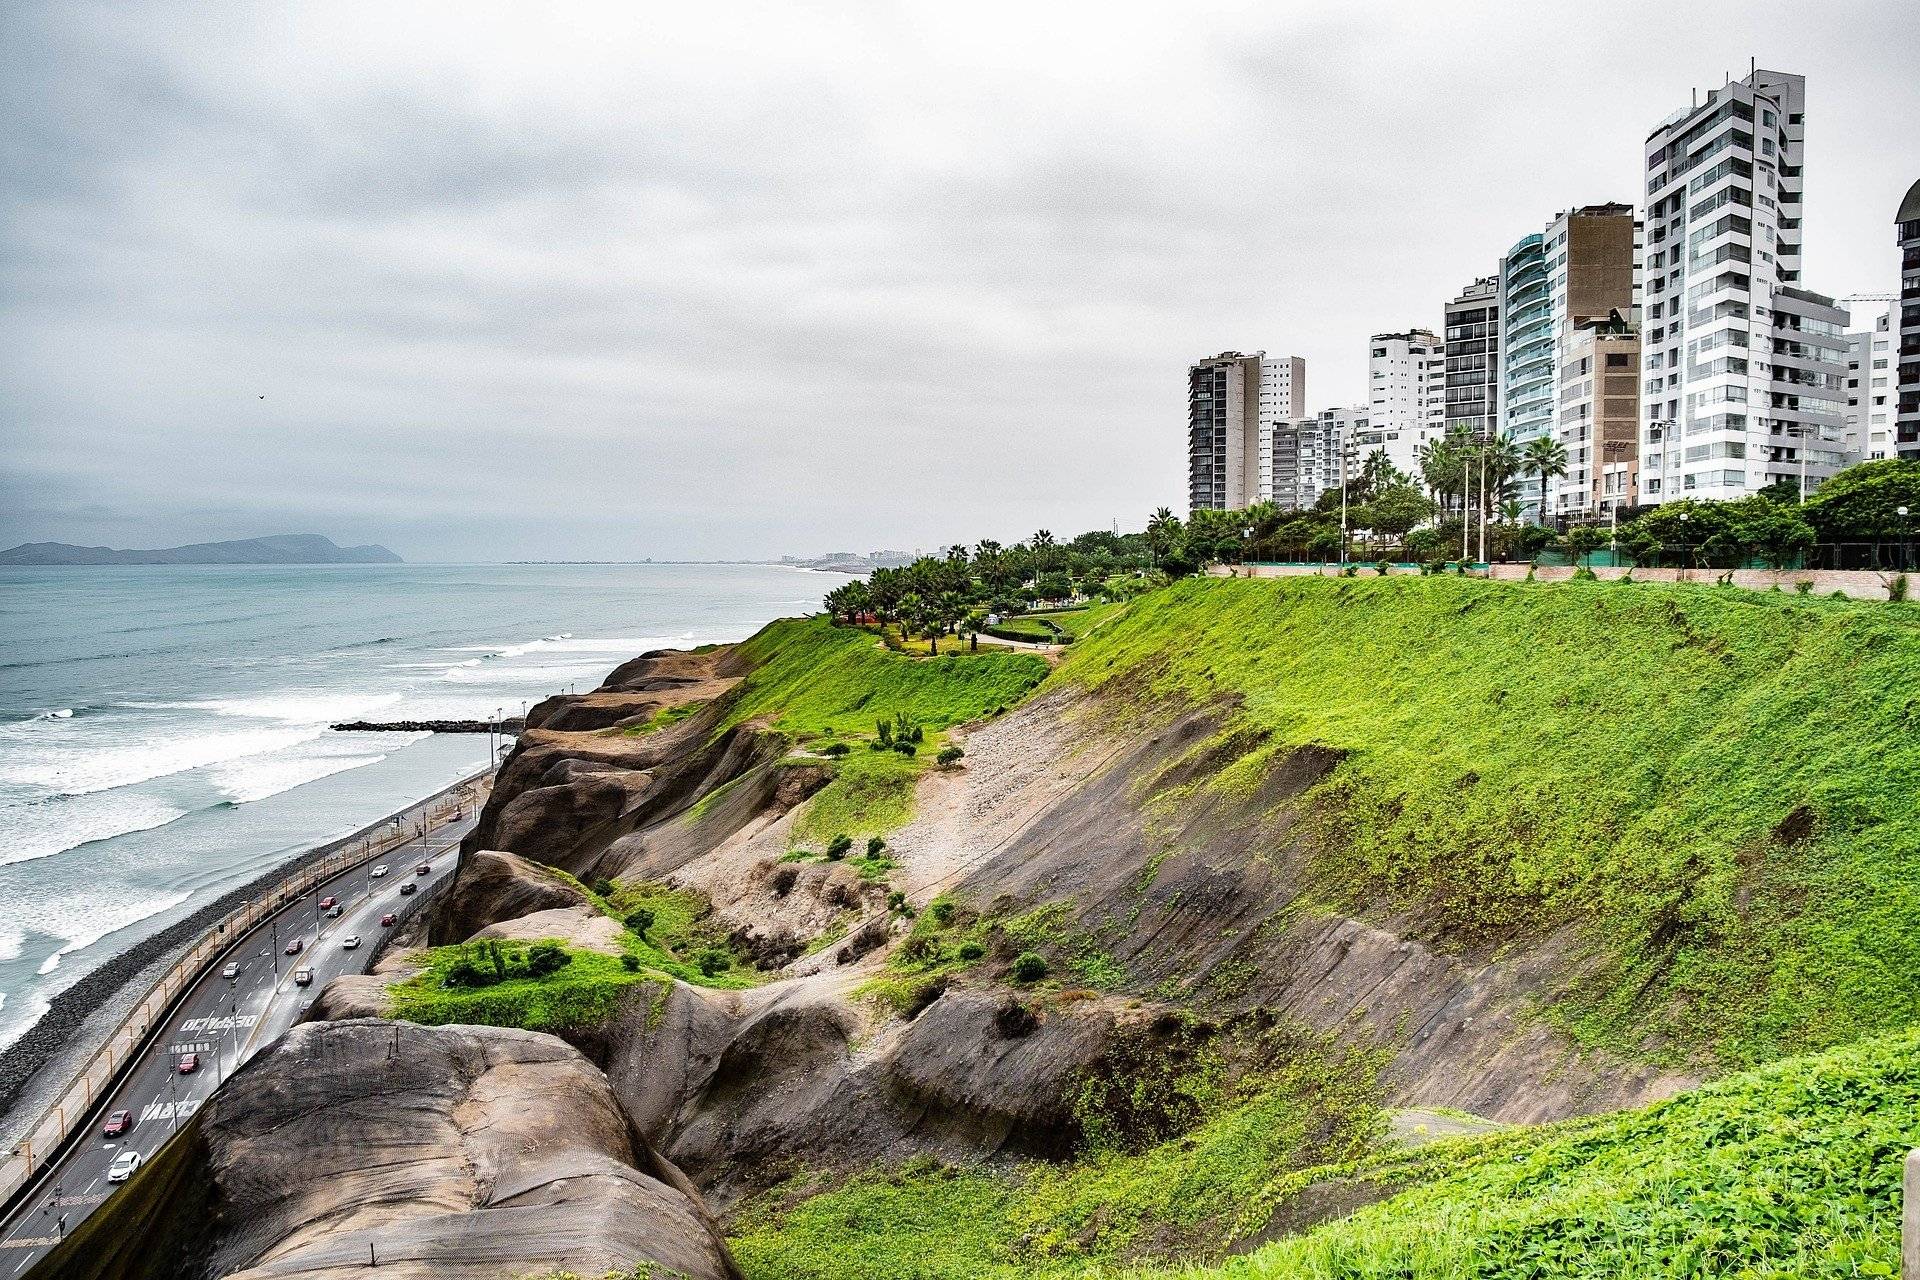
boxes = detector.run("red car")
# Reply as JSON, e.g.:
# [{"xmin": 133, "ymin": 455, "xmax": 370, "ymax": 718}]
[
  {"xmin": 318, "ymin": 895, "xmax": 338, "ymax": 910},
  {"xmin": 284, "ymin": 938, "xmax": 303, "ymax": 955},
  {"xmin": 177, "ymin": 1052, "xmax": 199, "ymax": 1075},
  {"xmin": 414, "ymin": 863, "xmax": 431, "ymax": 877},
  {"xmin": 102, "ymin": 1110, "xmax": 133, "ymax": 1138},
  {"xmin": 379, "ymin": 912, "xmax": 396, "ymax": 927}
]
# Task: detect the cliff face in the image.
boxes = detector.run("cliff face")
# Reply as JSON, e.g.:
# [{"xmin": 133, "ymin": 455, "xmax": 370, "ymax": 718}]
[{"xmin": 36, "ymin": 1020, "xmax": 740, "ymax": 1280}]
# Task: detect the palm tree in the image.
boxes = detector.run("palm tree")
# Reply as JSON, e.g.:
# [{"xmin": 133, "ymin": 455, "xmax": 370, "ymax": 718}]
[
  {"xmin": 1145, "ymin": 507, "xmax": 1178, "ymax": 568},
  {"xmin": 1522, "ymin": 436, "xmax": 1569, "ymax": 526}
]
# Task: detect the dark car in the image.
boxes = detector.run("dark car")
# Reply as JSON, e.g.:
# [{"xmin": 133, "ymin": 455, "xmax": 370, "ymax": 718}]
[
  {"xmin": 285, "ymin": 938, "xmax": 304, "ymax": 955},
  {"xmin": 379, "ymin": 912, "xmax": 396, "ymax": 926},
  {"xmin": 177, "ymin": 1052, "xmax": 199, "ymax": 1075},
  {"xmin": 414, "ymin": 863, "xmax": 431, "ymax": 877},
  {"xmin": 399, "ymin": 882, "xmax": 417, "ymax": 896},
  {"xmin": 102, "ymin": 1109, "xmax": 133, "ymax": 1138}
]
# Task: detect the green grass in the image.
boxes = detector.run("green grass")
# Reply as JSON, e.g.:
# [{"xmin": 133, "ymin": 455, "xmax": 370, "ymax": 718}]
[
  {"xmin": 728, "ymin": 1030, "xmax": 1389, "ymax": 1279},
  {"xmin": 1028, "ymin": 601, "xmax": 1130, "ymax": 640},
  {"xmin": 1058, "ymin": 576, "xmax": 1920, "ymax": 1069},
  {"xmin": 725, "ymin": 616, "xmax": 1047, "ymax": 740},
  {"xmin": 616, "ymin": 700, "xmax": 702, "ymax": 736},
  {"xmin": 388, "ymin": 943, "xmax": 666, "ymax": 1032},
  {"xmin": 722, "ymin": 616, "xmax": 1045, "ymax": 842},
  {"xmin": 1175, "ymin": 1025, "xmax": 1920, "ymax": 1280}
]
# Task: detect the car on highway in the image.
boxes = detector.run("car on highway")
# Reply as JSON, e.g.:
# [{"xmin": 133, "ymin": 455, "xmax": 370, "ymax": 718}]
[
  {"xmin": 380, "ymin": 912, "xmax": 396, "ymax": 926},
  {"xmin": 415, "ymin": 863, "xmax": 431, "ymax": 877},
  {"xmin": 325, "ymin": 904, "xmax": 344, "ymax": 918},
  {"xmin": 370, "ymin": 864, "xmax": 390, "ymax": 878},
  {"xmin": 106, "ymin": 1149, "xmax": 143, "ymax": 1184},
  {"xmin": 399, "ymin": 882, "xmax": 417, "ymax": 896},
  {"xmin": 222, "ymin": 961, "xmax": 240, "ymax": 980},
  {"xmin": 102, "ymin": 1109, "xmax": 133, "ymax": 1138},
  {"xmin": 285, "ymin": 938, "xmax": 304, "ymax": 955},
  {"xmin": 319, "ymin": 895, "xmax": 338, "ymax": 910},
  {"xmin": 177, "ymin": 1052, "xmax": 199, "ymax": 1074},
  {"xmin": 342, "ymin": 935, "xmax": 361, "ymax": 950},
  {"xmin": 294, "ymin": 967, "xmax": 315, "ymax": 987}
]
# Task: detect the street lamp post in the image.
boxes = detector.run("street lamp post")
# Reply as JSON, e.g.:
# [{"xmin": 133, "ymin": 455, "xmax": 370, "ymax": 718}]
[{"xmin": 1899, "ymin": 505, "xmax": 1912, "ymax": 573}]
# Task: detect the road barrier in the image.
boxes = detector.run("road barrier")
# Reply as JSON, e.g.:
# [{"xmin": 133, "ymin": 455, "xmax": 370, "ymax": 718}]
[{"xmin": 0, "ymin": 775, "xmax": 487, "ymax": 1210}]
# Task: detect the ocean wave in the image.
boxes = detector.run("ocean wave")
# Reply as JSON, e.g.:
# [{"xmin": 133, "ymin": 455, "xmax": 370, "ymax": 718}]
[
  {"xmin": 208, "ymin": 742, "xmax": 411, "ymax": 805},
  {"xmin": 44, "ymin": 888, "xmax": 194, "ymax": 962},
  {"xmin": 0, "ymin": 924, "xmax": 20, "ymax": 963},
  {"xmin": 126, "ymin": 691, "xmax": 402, "ymax": 723},
  {"xmin": 0, "ymin": 724, "xmax": 327, "ymax": 797},
  {"xmin": 0, "ymin": 792, "xmax": 192, "ymax": 868}
]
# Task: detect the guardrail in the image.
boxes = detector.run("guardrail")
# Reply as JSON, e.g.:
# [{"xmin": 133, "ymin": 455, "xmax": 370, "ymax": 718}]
[{"xmin": 0, "ymin": 775, "xmax": 486, "ymax": 1209}]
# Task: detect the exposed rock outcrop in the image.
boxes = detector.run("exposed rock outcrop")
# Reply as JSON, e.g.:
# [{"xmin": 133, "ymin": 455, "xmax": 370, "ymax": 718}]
[
  {"xmin": 37, "ymin": 1020, "xmax": 742, "ymax": 1280},
  {"xmin": 429, "ymin": 849, "xmax": 591, "ymax": 946}
]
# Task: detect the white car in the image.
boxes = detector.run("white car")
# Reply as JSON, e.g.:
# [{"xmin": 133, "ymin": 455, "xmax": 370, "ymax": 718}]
[
  {"xmin": 370, "ymin": 864, "xmax": 390, "ymax": 878},
  {"xmin": 341, "ymin": 935, "xmax": 361, "ymax": 950},
  {"xmin": 106, "ymin": 1149, "xmax": 143, "ymax": 1184},
  {"xmin": 221, "ymin": 961, "xmax": 240, "ymax": 980}
]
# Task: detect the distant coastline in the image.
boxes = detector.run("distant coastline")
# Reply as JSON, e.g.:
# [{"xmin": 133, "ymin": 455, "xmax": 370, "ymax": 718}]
[{"xmin": 1, "ymin": 533, "xmax": 402, "ymax": 566}]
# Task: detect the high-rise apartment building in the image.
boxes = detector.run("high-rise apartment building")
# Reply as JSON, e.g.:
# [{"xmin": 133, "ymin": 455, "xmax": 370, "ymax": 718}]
[
  {"xmin": 1555, "ymin": 311, "xmax": 1642, "ymax": 520},
  {"xmin": 1274, "ymin": 407, "xmax": 1365, "ymax": 512},
  {"xmin": 1444, "ymin": 276, "xmax": 1502, "ymax": 440},
  {"xmin": 1187, "ymin": 351, "xmax": 1306, "ymax": 512},
  {"xmin": 1638, "ymin": 68, "xmax": 1850, "ymax": 502},
  {"xmin": 1898, "ymin": 179, "xmax": 1920, "ymax": 459},
  {"xmin": 1845, "ymin": 312, "xmax": 1896, "ymax": 460},
  {"xmin": 1366, "ymin": 329, "xmax": 1445, "ymax": 478},
  {"xmin": 1501, "ymin": 204, "xmax": 1641, "ymax": 517}
]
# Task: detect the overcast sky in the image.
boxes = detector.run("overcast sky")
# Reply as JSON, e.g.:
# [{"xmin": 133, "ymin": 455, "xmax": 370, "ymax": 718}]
[{"xmin": 3, "ymin": 1, "xmax": 1916, "ymax": 561}]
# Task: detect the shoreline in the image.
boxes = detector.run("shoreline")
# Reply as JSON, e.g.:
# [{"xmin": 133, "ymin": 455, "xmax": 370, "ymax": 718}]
[{"xmin": 0, "ymin": 765, "xmax": 491, "ymax": 1141}]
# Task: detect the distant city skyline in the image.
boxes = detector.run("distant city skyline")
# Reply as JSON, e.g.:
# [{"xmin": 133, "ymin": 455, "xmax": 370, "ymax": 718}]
[{"xmin": 3, "ymin": 2, "xmax": 1916, "ymax": 559}]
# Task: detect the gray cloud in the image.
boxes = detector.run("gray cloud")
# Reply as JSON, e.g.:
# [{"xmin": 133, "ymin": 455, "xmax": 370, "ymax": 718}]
[{"xmin": 3, "ymin": 0, "xmax": 1917, "ymax": 560}]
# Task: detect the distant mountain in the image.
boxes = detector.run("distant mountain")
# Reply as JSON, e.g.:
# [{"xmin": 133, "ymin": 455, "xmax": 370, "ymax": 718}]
[{"xmin": 0, "ymin": 534, "xmax": 404, "ymax": 566}]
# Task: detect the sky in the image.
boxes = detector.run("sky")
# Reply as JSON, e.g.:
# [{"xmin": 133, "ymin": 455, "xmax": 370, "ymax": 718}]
[{"xmin": 2, "ymin": 1, "xmax": 1916, "ymax": 562}]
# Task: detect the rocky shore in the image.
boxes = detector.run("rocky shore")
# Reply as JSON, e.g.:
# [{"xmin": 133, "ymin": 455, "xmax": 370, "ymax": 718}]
[{"xmin": 331, "ymin": 717, "xmax": 525, "ymax": 733}]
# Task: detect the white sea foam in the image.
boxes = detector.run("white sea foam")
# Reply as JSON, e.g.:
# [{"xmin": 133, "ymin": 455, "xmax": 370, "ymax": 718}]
[
  {"xmin": 36, "ymin": 954, "xmax": 60, "ymax": 975},
  {"xmin": 208, "ymin": 738, "xmax": 415, "ymax": 805},
  {"xmin": 46, "ymin": 888, "xmax": 194, "ymax": 961},
  {"xmin": 130, "ymin": 692, "xmax": 402, "ymax": 723},
  {"xmin": 0, "ymin": 924, "xmax": 21, "ymax": 963},
  {"xmin": 0, "ymin": 724, "xmax": 328, "ymax": 797},
  {"xmin": 0, "ymin": 792, "xmax": 191, "ymax": 868}
]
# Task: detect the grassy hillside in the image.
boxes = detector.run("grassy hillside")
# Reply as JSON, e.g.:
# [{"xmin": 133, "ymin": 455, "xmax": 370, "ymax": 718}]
[
  {"xmin": 725, "ymin": 617, "xmax": 1048, "ymax": 840},
  {"xmin": 728, "ymin": 1027, "xmax": 1920, "ymax": 1279},
  {"xmin": 1059, "ymin": 576, "xmax": 1920, "ymax": 1069}
]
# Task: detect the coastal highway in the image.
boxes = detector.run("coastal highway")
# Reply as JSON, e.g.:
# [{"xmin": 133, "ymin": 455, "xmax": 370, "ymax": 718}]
[{"xmin": 0, "ymin": 814, "xmax": 473, "ymax": 1273}]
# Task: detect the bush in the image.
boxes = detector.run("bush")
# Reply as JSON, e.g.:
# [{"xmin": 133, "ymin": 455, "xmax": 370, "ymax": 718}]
[
  {"xmin": 1892, "ymin": 574, "xmax": 1910, "ymax": 603},
  {"xmin": 868, "ymin": 738, "xmax": 889, "ymax": 751},
  {"xmin": 591, "ymin": 878, "xmax": 615, "ymax": 898},
  {"xmin": 1795, "ymin": 579, "xmax": 1814, "ymax": 595},
  {"xmin": 525, "ymin": 942, "xmax": 572, "ymax": 977},
  {"xmin": 821, "ymin": 742, "xmax": 851, "ymax": 757},
  {"xmin": 696, "ymin": 948, "xmax": 731, "ymax": 977},
  {"xmin": 619, "ymin": 953, "xmax": 641, "ymax": 972},
  {"xmin": 887, "ymin": 890, "xmax": 908, "ymax": 912},
  {"xmin": 929, "ymin": 899, "xmax": 956, "ymax": 926},
  {"xmin": 769, "ymin": 865, "xmax": 798, "ymax": 897},
  {"xmin": 1011, "ymin": 951, "xmax": 1049, "ymax": 983},
  {"xmin": 623, "ymin": 906, "xmax": 655, "ymax": 938},
  {"xmin": 825, "ymin": 833, "xmax": 853, "ymax": 860},
  {"xmin": 866, "ymin": 836, "xmax": 886, "ymax": 856},
  {"xmin": 1374, "ymin": 559, "xmax": 1392, "ymax": 576},
  {"xmin": 875, "ymin": 719, "xmax": 893, "ymax": 747},
  {"xmin": 958, "ymin": 942, "xmax": 986, "ymax": 961},
  {"xmin": 893, "ymin": 740, "xmax": 918, "ymax": 757},
  {"xmin": 936, "ymin": 745, "xmax": 965, "ymax": 766}
]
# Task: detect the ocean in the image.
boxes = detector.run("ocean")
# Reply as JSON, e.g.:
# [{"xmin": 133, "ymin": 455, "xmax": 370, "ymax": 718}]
[{"xmin": 0, "ymin": 561, "xmax": 847, "ymax": 1051}]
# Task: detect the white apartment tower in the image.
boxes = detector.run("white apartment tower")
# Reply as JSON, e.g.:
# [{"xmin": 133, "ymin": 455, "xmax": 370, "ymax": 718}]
[
  {"xmin": 1274, "ymin": 407, "xmax": 1366, "ymax": 513},
  {"xmin": 1639, "ymin": 68, "xmax": 1850, "ymax": 502},
  {"xmin": 1844, "ymin": 311, "xmax": 1895, "ymax": 460},
  {"xmin": 1366, "ymin": 330, "xmax": 1444, "ymax": 478},
  {"xmin": 1186, "ymin": 351, "xmax": 1306, "ymax": 512}
]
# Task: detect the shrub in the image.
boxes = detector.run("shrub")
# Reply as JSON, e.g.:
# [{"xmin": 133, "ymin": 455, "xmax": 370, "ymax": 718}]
[
  {"xmin": 591, "ymin": 878, "xmax": 615, "ymax": 898},
  {"xmin": 525, "ymin": 942, "xmax": 571, "ymax": 977},
  {"xmin": 769, "ymin": 865, "xmax": 798, "ymax": 897},
  {"xmin": 696, "ymin": 948, "xmax": 731, "ymax": 977},
  {"xmin": 1011, "ymin": 951, "xmax": 1049, "ymax": 983},
  {"xmin": 1892, "ymin": 574, "xmax": 1910, "ymax": 603},
  {"xmin": 623, "ymin": 906, "xmax": 656, "ymax": 938},
  {"xmin": 893, "ymin": 740, "xmax": 918, "ymax": 757},
  {"xmin": 1795, "ymin": 579, "xmax": 1814, "ymax": 595},
  {"xmin": 821, "ymin": 742, "xmax": 851, "ymax": 757},
  {"xmin": 1341, "ymin": 564, "xmax": 1358, "ymax": 577},
  {"xmin": 867, "ymin": 738, "xmax": 889, "ymax": 751},
  {"xmin": 887, "ymin": 890, "xmax": 908, "ymax": 912},
  {"xmin": 866, "ymin": 836, "xmax": 886, "ymax": 856},
  {"xmin": 936, "ymin": 745, "xmax": 965, "ymax": 766},
  {"xmin": 619, "ymin": 953, "xmax": 641, "ymax": 973},
  {"xmin": 930, "ymin": 899, "xmax": 957, "ymax": 926},
  {"xmin": 875, "ymin": 719, "xmax": 893, "ymax": 747},
  {"xmin": 958, "ymin": 942, "xmax": 986, "ymax": 961},
  {"xmin": 825, "ymin": 833, "xmax": 853, "ymax": 860},
  {"xmin": 1374, "ymin": 559, "xmax": 1392, "ymax": 576}
]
